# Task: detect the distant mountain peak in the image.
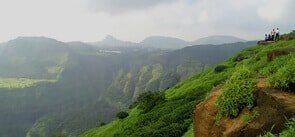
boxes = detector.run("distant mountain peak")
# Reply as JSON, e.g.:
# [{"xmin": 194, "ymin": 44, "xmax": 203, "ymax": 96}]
[
  {"xmin": 103, "ymin": 35, "xmax": 121, "ymax": 42},
  {"xmin": 191, "ymin": 35, "xmax": 246, "ymax": 45},
  {"xmin": 89, "ymin": 35, "xmax": 138, "ymax": 47},
  {"xmin": 140, "ymin": 36, "xmax": 190, "ymax": 49}
]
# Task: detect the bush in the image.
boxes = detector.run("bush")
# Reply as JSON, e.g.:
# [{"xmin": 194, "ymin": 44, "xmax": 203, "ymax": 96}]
[
  {"xmin": 214, "ymin": 65, "xmax": 228, "ymax": 73},
  {"xmin": 216, "ymin": 67, "xmax": 256, "ymax": 119},
  {"xmin": 116, "ymin": 111, "xmax": 129, "ymax": 119},
  {"xmin": 97, "ymin": 122, "xmax": 106, "ymax": 127},
  {"xmin": 268, "ymin": 59, "xmax": 295, "ymax": 90},
  {"xmin": 136, "ymin": 91, "xmax": 166, "ymax": 113}
]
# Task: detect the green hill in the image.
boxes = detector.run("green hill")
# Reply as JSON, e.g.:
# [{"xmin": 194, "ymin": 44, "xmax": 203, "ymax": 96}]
[
  {"xmin": 81, "ymin": 32, "xmax": 295, "ymax": 137},
  {"xmin": 0, "ymin": 37, "xmax": 69, "ymax": 79},
  {"xmin": 0, "ymin": 36, "xmax": 254, "ymax": 137}
]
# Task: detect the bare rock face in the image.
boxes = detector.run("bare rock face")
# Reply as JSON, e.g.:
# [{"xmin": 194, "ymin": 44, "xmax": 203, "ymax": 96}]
[{"xmin": 193, "ymin": 82, "xmax": 295, "ymax": 137}]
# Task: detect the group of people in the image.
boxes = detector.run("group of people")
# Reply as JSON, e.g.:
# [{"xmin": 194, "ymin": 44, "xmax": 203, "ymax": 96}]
[{"xmin": 265, "ymin": 28, "xmax": 280, "ymax": 42}]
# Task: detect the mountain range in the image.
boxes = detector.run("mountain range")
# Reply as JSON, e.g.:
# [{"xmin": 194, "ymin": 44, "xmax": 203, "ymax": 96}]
[
  {"xmin": 0, "ymin": 36, "xmax": 255, "ymax": 137},
  {"xmin": 88, "ymin": 35, "xmax": 247, "ymax": 49}
]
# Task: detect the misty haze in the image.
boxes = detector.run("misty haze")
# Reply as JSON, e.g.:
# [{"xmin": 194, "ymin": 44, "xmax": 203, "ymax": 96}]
[{"xmin": 0, "ymin": 0, "xmax": 294, "ymax": 137}]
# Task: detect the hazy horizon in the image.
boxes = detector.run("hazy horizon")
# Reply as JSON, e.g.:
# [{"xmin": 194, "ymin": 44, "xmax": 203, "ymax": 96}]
[{"xmin": 0, "ymin": 0, "xmax": 294, "ymax": 43}]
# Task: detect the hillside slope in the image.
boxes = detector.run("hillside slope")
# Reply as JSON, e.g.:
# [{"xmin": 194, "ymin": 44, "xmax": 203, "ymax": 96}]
[
  {"xmin": 81, "ymin": 32, "xmax": 295, "ymax": 137},
  {"xmin": 191, "ymin": 35, "xmax": 246, "ymax": 45}
]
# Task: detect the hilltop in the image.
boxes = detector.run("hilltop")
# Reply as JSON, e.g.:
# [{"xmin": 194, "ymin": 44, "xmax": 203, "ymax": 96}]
[
  {"xmin": 81, "ymin": 31, "xmax": 295, "ymax": 137},
  {"xmin": 191, "ymin": 35, "xmax": 247, "ymax": 45}
]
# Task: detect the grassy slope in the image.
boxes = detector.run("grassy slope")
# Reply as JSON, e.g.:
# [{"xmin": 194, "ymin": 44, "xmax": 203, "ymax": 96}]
[
  {"xmin": 0, "ymin": 78, "xmax": 57, "ymax": 89},
  {"xmin": 81, "ymin": 36, "xmax": 295, "ymax": 137}
]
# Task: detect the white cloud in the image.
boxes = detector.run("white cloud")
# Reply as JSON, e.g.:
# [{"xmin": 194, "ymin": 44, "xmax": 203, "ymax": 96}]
[
  {"xmin": 257, "ymin": 0, "xmax": 290, "ymax": 22},
  {"xmin": 0, "ymin": 0, "xmax": 294, "ymax": 42},
  {"xmin": 198, "ymin": 10, "xmax": 209, "ymax": 23},
  {"xmin": 88, "ymin": 0, "xmax": 178, "ymax": 14}
]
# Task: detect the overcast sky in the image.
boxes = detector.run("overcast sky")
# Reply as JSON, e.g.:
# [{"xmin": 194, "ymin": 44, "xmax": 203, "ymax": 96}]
[{"xmin": 0, "ymin": 0, "xmax": 294, "ymax": 42}]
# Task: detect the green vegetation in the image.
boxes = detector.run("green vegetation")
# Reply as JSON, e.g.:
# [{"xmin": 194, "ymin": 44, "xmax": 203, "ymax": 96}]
[
  {"xmin": 116, "ymin": 111, "xmax": 129, "ymax": 119},
  {"xmin": 268, "ymin": 57, "xmax": 295, "ymax": 90},
  {"xmin": 260, "ymin": 118, "xmax": 295, "ymax": 137},
  {"xmin": 182, "ymin": 125, "xmax": 194, "ymax": 137},
  {"xmin": 0, "ymin": 78, "xmax": 55, "ymax": 89},
  {"xmin": 214, "ymin": 64, "xmax": 228, "ymax": 73},
  {"xmin": 81, "ymin": 32, "xmax": 295, "ymax": 137},
  {"xmin": 51, "ymin": 133, "xmax": 68, "ymax": 137},
  {"xmin": 81, "ymin": 65, "xmax": 233, "ymax": 137},
  {"xmin": 216, "ymin": 67, "xmax": 256, "ymax": 118},
  {"xmin": 135, "ymin": 91, "xmax": 166, "ymax": 113},
  {"xmin": 242, "ymin": 111, "xmax": 259, "ymax": 125},
  {"xmin": 0, "ymin": 35, "xmax": 289, "ymax": 137}
]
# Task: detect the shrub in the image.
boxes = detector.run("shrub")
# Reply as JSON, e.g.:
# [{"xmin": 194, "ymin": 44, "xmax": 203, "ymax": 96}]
[
  {"xmin": 97, "ymin": 122, "xmax": 106, "ymax": 127},
  {"xmin": 216, "ymin": 67, "xmax": 256, "ymax": 119},
  {"xmin": 233, "ymin": 53, "xmax": 247, "ymax": 62},
  {"xmin": 268, "ymin": 59, "xmax": 295, "ymax": 90},
  {"xmin": 214, "ymin": 65, "xmax": 228, "ymax": 73},
  {"xmin": 136, "ymin": 91, "xmax": 166, "ymax": 113},
  {"xmin": 116, "ymin": 111, "xmax": 129, "ymax": 119}
]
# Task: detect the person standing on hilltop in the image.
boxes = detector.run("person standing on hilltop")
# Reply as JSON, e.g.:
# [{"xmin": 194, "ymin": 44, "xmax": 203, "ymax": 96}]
[
  {"xmin": 275, "ymin": 28, "xmax": 280, "ymax": 41},
  {"xmin": 265, "ymin": 34, "xmax": 268, "ymax": 41},
  {"xmin": 271, "ymin": 29, "xmax": 275, "ymax": 41}
]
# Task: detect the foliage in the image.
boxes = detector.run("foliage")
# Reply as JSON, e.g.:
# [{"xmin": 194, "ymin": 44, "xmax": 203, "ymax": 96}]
[
  {"xmin": 281, "ymin": 31, "xmax": 295, "ymax": 41},
  {"xmin": 259, "ymin": 118, "xmax": 295, "ymax": 137},
  {"xmin": 97, "ymin": 122, "xmax": 106, "ymax": 127},
  {"xmin": 82, "ymin": 35, "xmax": 295, "ymax": 137},
  {"xmin": 182, "ymin": 125, "xmax": 194, "ymax": 137},
  {"xmin": 216, "ymin": 67, "xmax": 256, "ymax": 118},
  {"xmin": 242, "ymin": 111, "xmax": 259, "ymax": 125},
  {"xmin": 81, "ymin": 67, "xmax": 233, "ymax": 137},
  {"xmin": 136, "ymin": 91, "xmax": 166, "ymax": 113},
  {"xmin": 268, "ymin": 57, "xmax": 295, "ymax": 90},
  {"xmin": 116, "ymin": 111, "xmax": 129, "ymax": 119},
  {"xmin": 0, "ymin": 78, "xmax": 56, "ymax": 89},
  {"xmin": 0, "ymin": 37, "xmax": 255, "ymax": 137},
  {"xmin": 51, "ymin": 133, "xmax": 68, "ymax": 137},
  {"xmin": 214, "ymin": 64, "xmax": 228, "ymax": 73}
]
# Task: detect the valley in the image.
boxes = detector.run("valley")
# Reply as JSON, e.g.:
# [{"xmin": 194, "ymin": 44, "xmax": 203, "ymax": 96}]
[{"xmin": 0, "ymin": 36, "xmax": 255, "ymax": 137}]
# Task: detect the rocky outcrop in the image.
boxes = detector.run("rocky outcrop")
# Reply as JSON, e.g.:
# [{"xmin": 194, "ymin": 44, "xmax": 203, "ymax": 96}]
[{"xmin": 193, "ymin": 79, "xmax": 295, "ymax": 137}]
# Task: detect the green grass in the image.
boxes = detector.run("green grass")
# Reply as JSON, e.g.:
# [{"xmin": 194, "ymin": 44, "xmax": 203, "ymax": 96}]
[
  {"xmin": 81, "ymin": 108, "xmax": 141, "ymax": 137},
  {"xmin": 81, "ymin": 67, "xmax": 234, "ymax": 137},
  {"xmin": 216, "ymin": 66, "xmax": 256, "ymax": 118},
  {"xmin": 81, "ymin": 33, "xmax": 295, "ymax": 137},
  {"xmin": 0, "ymin": 78, "xmax": 56, "ymax": 89},
  {"xmin": 268, "ymin": 55, "xmax": 295, "ymax": 90},
  {"xmin": 242, "ymin": 111, "xmax": 259, "ymax": 125},
  {"xmin": 182, "ymin": 125, "xmax": 194, "ymax": 137},
  {"xmin": 259, "ymin": 118, "xmax": 295, "ymax": 137}
]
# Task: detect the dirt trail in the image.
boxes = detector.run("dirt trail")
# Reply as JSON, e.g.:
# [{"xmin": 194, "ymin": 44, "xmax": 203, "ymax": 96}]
[
  {"xmin": 193, "ymin": 78, "xmax": 295, "ymax": 137},
  {"xmin": 257, "ymin": 78, "xmax": 295, "ymax": 112}
]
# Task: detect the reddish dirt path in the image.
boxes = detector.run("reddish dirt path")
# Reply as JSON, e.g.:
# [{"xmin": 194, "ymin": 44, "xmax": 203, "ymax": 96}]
[
  {"xmin": 193, "ymin": 78, "xmax": 295, "ymax": 137},
  {"xmin": 257, "ymin": 78, "xmax": 295, "ymax": 111}
]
